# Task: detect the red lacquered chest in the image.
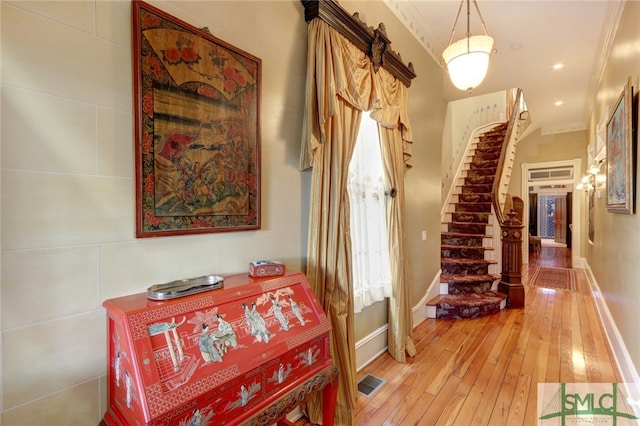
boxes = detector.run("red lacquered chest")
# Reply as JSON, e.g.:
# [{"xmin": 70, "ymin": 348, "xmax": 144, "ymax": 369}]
[{"xmin": 101, "ymin": 270, "xmax": 337, "ymax": 426}]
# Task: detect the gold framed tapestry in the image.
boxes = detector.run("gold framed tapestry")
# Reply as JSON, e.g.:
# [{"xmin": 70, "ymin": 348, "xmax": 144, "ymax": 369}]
[{"xmin": 133, "ymin": 1, "xmax": 261, "ymax": 237}]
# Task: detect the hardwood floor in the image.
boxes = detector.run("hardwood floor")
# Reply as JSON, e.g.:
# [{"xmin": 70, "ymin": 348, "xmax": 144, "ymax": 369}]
[
  {"xmin": 297, "ymin": 245, "xmax": 623, "ymax": 425},
  {"xmin": 530, "ymin": 244, "xmax": 573, "ymax": 268}
]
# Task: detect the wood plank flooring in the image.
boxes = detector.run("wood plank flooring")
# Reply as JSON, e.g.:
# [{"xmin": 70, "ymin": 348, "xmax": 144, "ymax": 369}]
[{"xmin": 296, "ymin": 245, "xmax": 623, "ymax": 425}]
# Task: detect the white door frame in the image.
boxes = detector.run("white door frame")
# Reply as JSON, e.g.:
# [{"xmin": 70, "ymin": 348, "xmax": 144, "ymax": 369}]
[{"xmin": 521, "ymin": 158, "xmax": 583, "ymax": 267}]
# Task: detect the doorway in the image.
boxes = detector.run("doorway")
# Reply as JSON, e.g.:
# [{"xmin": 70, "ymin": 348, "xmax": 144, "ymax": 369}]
[
  {"xmin": 521, "ymin": 159, "xmax": 582, "ymax": 266},
  {"xmin": 531, "ymin": 192, "xmax": 571, "ymax": 246}
]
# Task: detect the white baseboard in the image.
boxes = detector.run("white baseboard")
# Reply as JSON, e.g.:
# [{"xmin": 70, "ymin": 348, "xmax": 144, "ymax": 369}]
[
  {"xmin": 426, "ymin": 305, "xmax": 437, "ymax": 319},
  {"xmin": 583, "ymin": 262, "xmax": 640, "ymax": 412},
  {"xmin": 355, "ymin": 271, "xmax": 442, "ymax": 370},
  {"xmin": 355, "ymin": 325, "xmax": 388, "ymax": 371},
  {"xmin": 572, "ymin": 256, "xmax": 587, "ymax": 269},
  {"xmin": 413, "ymin": 270, "xmax": 442, "ymax": 324}
]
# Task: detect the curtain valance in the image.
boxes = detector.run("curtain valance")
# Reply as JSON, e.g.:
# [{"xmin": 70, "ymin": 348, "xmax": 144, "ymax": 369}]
[{"xmin": 300, "ymin": 19, "xmax": 413, "ymax": 171}]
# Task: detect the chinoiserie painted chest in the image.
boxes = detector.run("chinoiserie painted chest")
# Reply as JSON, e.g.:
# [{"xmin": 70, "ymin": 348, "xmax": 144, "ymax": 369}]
[{"xmin": 101, "ymin": 270, "xmax": 337, "ymax": 426}]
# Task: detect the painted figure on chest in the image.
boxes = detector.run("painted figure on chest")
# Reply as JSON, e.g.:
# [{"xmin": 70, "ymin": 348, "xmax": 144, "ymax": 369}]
[
  {"xmin": 288, "ymin": 295, "xmax": 306, "ymax": 326},
  {"xmin": 270, "ymin": 296, "xmax": 289, "ymax": 331},
  {"xmin": 199, "ymin": 324, "xmax": 222, "ymax": 363},
  {"xmin": 242, "ymin": 302, "xmax": 270, "ymax": 343}
]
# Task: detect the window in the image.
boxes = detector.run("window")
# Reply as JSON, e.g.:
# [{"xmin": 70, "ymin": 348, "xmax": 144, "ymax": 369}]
[{"xmin": 347, "ymin": 112, "xmax": 392, "ymax": 313}]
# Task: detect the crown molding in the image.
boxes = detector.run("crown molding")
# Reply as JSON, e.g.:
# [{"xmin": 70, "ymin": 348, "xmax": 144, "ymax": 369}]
[
  {"xmin": 582, "ymin": 0, "xmax": 625, "ymax": 127},
  {"xmin": 382, "ymin": 0, "xmax": 444, "ymax": 68}
]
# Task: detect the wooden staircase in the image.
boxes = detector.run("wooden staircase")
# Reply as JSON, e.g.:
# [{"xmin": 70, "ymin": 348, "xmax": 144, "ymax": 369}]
[{"xmin": 428, "ymin": 123, "xmax": 509, "ymax": 319}]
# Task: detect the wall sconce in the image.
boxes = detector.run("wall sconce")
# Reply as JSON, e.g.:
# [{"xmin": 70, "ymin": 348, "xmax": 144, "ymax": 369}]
[
  {"xmin": 576, "ymin": 175, "xmax": 593, "ymax": 192},
  {"xmin": 587, "ymin": 165, "xmax": 601, "ymax": 175},
  {"xmin": 576, "ymin": 159, "xmax": 606, "ymax": 198}
]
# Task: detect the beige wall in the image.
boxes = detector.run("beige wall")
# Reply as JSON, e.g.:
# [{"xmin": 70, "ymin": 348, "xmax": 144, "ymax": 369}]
[
  {"xmin": 508, "ymin": 128, "xmax": 587, "ymax": 199},
  {"xmin": 586, "ymin": 0, "xmax": 640, "ymax": 379},
  {"xmin": 0, "ymin": 0, "xmax": 445, "ymax": 423}
]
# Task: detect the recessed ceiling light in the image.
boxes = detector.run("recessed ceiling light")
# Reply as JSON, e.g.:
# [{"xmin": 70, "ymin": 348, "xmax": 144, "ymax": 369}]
[
  {"xmin": 554, "ymin": 101, "xmax": 564, "ymax": 106},
  {"xmin": 553, "ymin": 63, "xmax": 564, "ymax": 70}
]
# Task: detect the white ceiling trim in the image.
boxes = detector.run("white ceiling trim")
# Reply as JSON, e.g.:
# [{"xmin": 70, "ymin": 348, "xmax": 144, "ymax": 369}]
[{"xmin": 383, "ymin": 0, "xmax": 444, "ymax": 67}]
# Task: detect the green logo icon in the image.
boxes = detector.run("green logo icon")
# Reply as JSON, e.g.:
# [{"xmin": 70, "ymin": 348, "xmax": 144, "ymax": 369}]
[{"xmin": 539, "ymin": 383, "xmax": 640, "ymax": 425}]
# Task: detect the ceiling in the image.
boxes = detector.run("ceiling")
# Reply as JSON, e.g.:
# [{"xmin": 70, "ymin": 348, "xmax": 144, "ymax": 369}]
[{"xmin": 384, "ymin": 0, "xmax": 624, "ymax": 135}]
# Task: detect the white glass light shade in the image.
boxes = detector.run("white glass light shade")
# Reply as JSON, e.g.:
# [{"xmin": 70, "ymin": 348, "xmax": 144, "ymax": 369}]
[{"xmin": 443, "ymin": 34, "xmax": 494, "ymax": 91}]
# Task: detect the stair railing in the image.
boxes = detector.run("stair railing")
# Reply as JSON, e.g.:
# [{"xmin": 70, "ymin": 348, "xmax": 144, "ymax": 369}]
[
  {"xmin": 492, "ymin": 88, "xmax": 530, "ymax": 307},
  {"xmin": 492, "ymin": 88, "xmax": 530, "ymax": 224}
]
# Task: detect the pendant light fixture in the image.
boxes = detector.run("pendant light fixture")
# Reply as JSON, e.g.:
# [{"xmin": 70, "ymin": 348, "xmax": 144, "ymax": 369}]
[{"xmin": 442, "ymin": 0, "xmax": 495, "ymax": 92}]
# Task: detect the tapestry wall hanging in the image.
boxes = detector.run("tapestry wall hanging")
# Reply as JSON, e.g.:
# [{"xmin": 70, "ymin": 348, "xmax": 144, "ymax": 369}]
[{"xmin": 133, "ymin": 1, "xmax": 261, "ymax": 237}]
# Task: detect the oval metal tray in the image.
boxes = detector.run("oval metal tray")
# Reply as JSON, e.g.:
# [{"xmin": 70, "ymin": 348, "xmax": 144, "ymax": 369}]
[{"xmin": 147, "ymin": 275, "xmax": 224, "ymax": 300}]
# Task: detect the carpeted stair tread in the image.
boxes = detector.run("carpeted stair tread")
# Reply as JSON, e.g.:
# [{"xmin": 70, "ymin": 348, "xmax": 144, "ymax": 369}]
[
  {"xmin": 465, "ymin": 163, "xmax": 496, "ymax": 171},
  {"xmin": 458, "ymin": 193, "xmax": 492, "ymax": 203},
  {"xmin": 440, "ymin": 273, "xmax": 500, "ymax": 284},
  {"xmin": 454, "ymin": 202, "xmax": 492, "ymax": 212},
  {"xmin": 461, "ymin": 184, "xmax": 493, "ymax": 193},
  {"xmin": 441, "ymin": 231, "xmax": 491, "ymax": 239},
  {"xmin": 445, "ymin": 220, "xmax": 491, "ymax": 227},
  {"xmin": 441, "ymin": 258, "xmax": 497, "ymax": 265},
  {"xmin": 450, "ymin": 212, "xmax": 490, "ymax": 222},
  {"xmin": 475, "ymin": 144, "xmax": 503, "ymax": 151},
  {"xmin": 472, "ymin": 153, "xmax": 501, "ymax": 162},
  {"xmin": 478, "ymin": 138, "xmax": 502, "ymax": 146},
  {"xmin": 441, "ymin": 245, "xmax": 490, "ymax": 260},
  {"xmin": 473, "ymin": 146, "xmax": 502, "ymax": 153},
  {"xmin": 428, "ymin": 291, "xmax": 507, "ymax": 307},
  {"xmin": 454, "ymin": 201, "xmax": 493, "ymax": 206},
  {"xmin": 445, "ymin": 224, "xmax": 490, "ymax": 233},
  {"xmin": 427, "ymin": 291, "xmax": 508, "ymax": 320},
  {"xmin": 466, "ymin": 166, "xmax": 498, "ymax": 172},
  {"xmin": 455, "ymin": 201, "xmax": 492, "ymax": 206},
  {"xmin": 442, "ymin": 259, "xmax": 495, "ymax": 275},
  {"xmin": 441, "ymin": 244, "xmax": 493, "ymax": 250},
  {"xmin": 445, "ymin": 218, "xmax": 489, "ymax": 225},
  {"xmin": 448, "ymin": 223, "xmax": 490, "ymax": 235},
  {"xmin": 466, "ymin": 169, "xmax": 497, "ymax": 177},
  {"xmin": 465, "ymin": 176, "xmax": 495, "ymax": 185}
]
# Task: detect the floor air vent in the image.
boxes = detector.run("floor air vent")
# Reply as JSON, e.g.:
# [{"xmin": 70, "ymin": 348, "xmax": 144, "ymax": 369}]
[{"xmin": 357, "ymin": 374, "xmax": 385, "ymax": 397}]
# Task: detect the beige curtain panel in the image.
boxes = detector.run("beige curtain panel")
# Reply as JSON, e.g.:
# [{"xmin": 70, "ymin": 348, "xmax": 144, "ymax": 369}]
[
  {"xmin": 300, "ymin": 20, "xmax": 414, "ymax": 171},
  {"xmin": 300, "ymin": 18, "xmax": 415, "ymax": 425}
]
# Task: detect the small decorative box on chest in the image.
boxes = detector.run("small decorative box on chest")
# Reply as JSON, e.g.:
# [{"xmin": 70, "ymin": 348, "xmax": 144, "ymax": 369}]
[{"xmin": 101, "ymin": 270, "xmax": 337, "ymax": 426}]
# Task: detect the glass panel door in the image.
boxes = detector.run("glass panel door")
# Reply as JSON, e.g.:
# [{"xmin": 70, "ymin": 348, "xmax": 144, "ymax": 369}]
[{"xmin": 554, "ymin": 195, "xmax": 567, "ymax": 244}]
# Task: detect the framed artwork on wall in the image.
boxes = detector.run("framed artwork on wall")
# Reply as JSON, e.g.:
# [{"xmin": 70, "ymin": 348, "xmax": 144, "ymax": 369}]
[
  {"xmin": 133, "ymin": 1, "xmax": 261, "ymax": 237},
  {"xmin": 588, "ymin": 187, "xmax": 595, "ymax": 244},
  {"xmin": 606, "ymin": 76, "xmax": 635, "ymax": 214}
]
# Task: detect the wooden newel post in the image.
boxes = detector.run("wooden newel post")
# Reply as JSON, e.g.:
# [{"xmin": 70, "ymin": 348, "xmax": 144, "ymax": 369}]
[{"xmin": 498, "ymin": 210, "xmax": 525, "ymax": 308}]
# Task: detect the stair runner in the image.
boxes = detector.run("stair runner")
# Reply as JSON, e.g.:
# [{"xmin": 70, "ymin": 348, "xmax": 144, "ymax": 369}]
[{"xmin": 431, "ymin": 124, "xmax": 509, "ymax": 319}]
